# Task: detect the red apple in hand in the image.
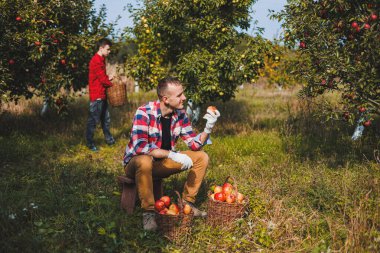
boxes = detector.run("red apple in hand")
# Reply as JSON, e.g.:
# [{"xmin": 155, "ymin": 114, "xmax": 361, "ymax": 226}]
[
  {"xmin": 154, "ymin": 200, "xmax": 166, "ymax": 212},
  {"xmin": 160, "ymin": 196, "xmax": 171, "ymax": 207},
  {"xmin": 214, "ymin": 192, "xmax": 226, "ymax": 202}
]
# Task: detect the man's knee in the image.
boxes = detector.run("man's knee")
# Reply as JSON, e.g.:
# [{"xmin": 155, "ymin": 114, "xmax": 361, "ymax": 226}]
[
  {"xmin": 193, "ymin": 151, "xmax": 209, "ymax": 168},
  {"xmin": 134, "ymin": 155, "xmax": 154, "ymax": 172}
]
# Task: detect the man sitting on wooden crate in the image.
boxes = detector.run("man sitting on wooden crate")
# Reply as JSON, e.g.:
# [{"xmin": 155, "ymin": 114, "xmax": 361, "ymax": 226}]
[{"xmin": 123, "ymin": 77, "xmax": 220, "ymax": 231}]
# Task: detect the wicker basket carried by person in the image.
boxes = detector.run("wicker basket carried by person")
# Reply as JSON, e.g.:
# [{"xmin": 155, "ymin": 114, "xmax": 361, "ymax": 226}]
[
  {"xmin": 155, "ymin": 191, "xmax": 194, "ymax": 242},
  {"xmin": 206, "ymin": 176, "xmax": 249, "ymax": 227},
  {"xmin": 107, "ymin": 77, "xmax": 126, "ymax": 107}
]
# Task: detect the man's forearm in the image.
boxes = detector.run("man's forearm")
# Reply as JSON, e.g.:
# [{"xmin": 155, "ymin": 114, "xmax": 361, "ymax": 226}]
[
  {"xmin": 199, "ymin": 132, "xmax": 209, "ymax": 145},
  {"xmin": 149, "ymin": 149, "xmax": 170, "ymax": 159}
]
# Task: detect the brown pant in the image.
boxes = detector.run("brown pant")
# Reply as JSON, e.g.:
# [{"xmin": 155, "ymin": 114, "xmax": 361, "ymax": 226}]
[{"xmin": 124, "ymin": 150, "xmax": 209, "ymax": 211}]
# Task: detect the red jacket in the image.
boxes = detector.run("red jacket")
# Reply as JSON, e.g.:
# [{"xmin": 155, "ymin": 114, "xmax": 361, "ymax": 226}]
[{"xmin": 88, "ymin": 53, "xmax": 113, "ymax": 101}]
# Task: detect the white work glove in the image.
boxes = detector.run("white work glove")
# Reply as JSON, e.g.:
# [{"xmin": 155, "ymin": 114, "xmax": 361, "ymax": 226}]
[
  {"xmin": 203, "ymin": 108, "xmax": 221, "ymax": 134},
  {"xmin": 168, "ymin": 151, "xmax": 193, "ymax": 170}
]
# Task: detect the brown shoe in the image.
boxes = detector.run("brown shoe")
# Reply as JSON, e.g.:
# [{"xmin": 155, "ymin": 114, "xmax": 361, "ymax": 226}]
[
  {"xmin": 184, "ymin": 201, "xmax": 207, "ymax": 218},
  {"xmin": 142, "ymin": 212, "xmax": 158, "ymax": 231}
]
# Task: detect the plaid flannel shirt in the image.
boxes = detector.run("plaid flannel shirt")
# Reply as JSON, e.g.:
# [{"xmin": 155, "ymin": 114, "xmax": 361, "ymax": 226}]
[{"xmin": 123, "ymin": 100, "xmax": 208, "ymax": 165}]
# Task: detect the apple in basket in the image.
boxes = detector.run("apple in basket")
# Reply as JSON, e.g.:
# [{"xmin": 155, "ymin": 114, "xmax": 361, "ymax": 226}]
[
  {"xmin": 214, "ymin": 192, "xmax": 226, "ymax": 202},
  {"xmin": 237, "ymin": 192, "xmax": 245, "ymax": 204},
  {"xmin": 159, "ymin": 208, "xmax": 168, "ymax": 215},
  {"xmin": 222, "ymin": 183, "xmax": 233, "ymax": 195},
  {"xmin": 183, "ymin": 204, "xmax": 192, "ymax": 215},
  {"xmin": 166, "ymin": 209, "xmax": 178, "ymax": 215},
  {"xmin": 214, "ymin": 185, "xmax": 223, "ymax": 194},
  {"xmin": 209, "ymin": 193, "xmax": 215, "ymax": 200},
  {"xmin": 226, "ymin": 193, "xmax": 236, "ymax": 204},
  {"xmin": 160, "ymin": 196, "xmax": 171, "ymax": 207},
  {"xmin": 169, "ymin": 203, "xmax": 180, "ymax": 214},
  {"xmin": 155, "ymin": 200, "xmax": 166, "ymax": 212}
]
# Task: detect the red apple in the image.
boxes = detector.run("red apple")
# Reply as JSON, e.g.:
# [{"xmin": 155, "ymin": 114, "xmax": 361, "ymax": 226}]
[
  {"xmin": 214, "ymin": 192, "xmax": 226, "ymax": 202},
  {"xmin": 222, "ymin": 183, "xmax": 233, "ymax": 195},
  {"xmin": 370, "ymin": 14, "xmax": 378, "ymax": 21},
  {"xmin": 183, "ymin": 204, "xmax": 192, "ymax": 215},
  {"xmin": 16, "ymin": 16, "xmax": 22, "ymax": 21},
  {"xmin": 364, "ymin": 23, "xmax": 371, "ymax": 30},
  {"xmin": 60, "ymin": 59, "xmax": 66, "ymax": 65},
  {"xmin": 363, "ymin": 121, "xmax": 371, "ymax": 127},
  {"xmin": 160, "ymin": 196, "xmax": 171, "ymax": 207},
  {"xmin": 321, "ymin": 79, "xmax": 326, "ymax": 86},
  {"xmin": 8, "ymin": 59, "xmax": 15, "ymax": 65},
  {"xmin": 214, "ymin": 185, "xmax": 222, "ymax": 194},
  {"xmin": 154, "ymin": 200, "xmax": 166, "ymax": 212},
  {"xmin": 226, "ymin": 194, "xmax": 236, "ymax": 204},
  {"xmin": 169, "ymin": 203, "xmax": 180, "ymax": 214},
  {"xmin": 351, "ymin": 22, "xmax": 359, "ymax": 29},
  {"xmin": 299, "ymin": 41, "xmax": 306, "ymax": 49},
  {"xmin": 34, "ymin": 41, "xmax": 41, "ymax": 46},
  {"xmin": 358, "ymin": 107, "xmax": 366, "ymax": 113}
]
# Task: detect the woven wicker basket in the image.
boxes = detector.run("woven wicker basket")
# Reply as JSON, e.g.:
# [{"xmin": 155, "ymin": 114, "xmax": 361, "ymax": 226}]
[
  {"xmin": 107, "ymin": 78, "xmax": 126, "ymax": 107},
  {"xmin": 206, "ymin": 176, "xmax": 249, "ymax": 227},
  {"xmin": 155, "ymin": 191, "xmax": 194, "ymax": 242}
]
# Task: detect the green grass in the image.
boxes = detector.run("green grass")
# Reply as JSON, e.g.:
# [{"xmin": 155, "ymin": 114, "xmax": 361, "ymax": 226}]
[{"xmin": 0, "ymin": 86, "xmax": 379, "ymax": 252}]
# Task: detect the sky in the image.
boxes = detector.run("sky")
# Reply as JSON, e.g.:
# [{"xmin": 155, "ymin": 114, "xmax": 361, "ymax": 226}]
[{"xmin": 93, "ymin": 0, "xmax": 287, "ymax": 40}]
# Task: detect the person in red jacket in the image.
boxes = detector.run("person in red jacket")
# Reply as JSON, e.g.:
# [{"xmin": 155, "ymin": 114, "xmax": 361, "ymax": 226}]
[{"xmin": 85, "ymin": 38, "xmax": 115, "ymax": 151}]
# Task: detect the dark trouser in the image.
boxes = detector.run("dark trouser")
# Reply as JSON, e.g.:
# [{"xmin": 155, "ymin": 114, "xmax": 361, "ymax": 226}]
[{"xmin": 86, "ymin": 99, "xmax": 114, "ymax": 145}]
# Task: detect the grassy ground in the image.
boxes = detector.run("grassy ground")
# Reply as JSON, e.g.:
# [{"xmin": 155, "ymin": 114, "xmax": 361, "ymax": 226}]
[{"xmin": 0, "ymin": 84, "xmax": 379, "ymax": 252}]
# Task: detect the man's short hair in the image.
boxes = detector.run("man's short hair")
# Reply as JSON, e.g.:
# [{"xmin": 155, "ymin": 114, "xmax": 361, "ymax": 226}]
[
  {"xmin": 96, "ymin": 38, "xmax": 112, "ymax": 49},
  {"xmin": 157, "ymin": 77, "xmax": 182, "ymax": 99}
]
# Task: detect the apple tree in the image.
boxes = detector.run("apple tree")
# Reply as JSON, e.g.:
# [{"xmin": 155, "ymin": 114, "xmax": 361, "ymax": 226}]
[
  {"xmin": 0, "ymin": 0, "xmax": 112, "ymax": 109},
  {"xmin": 125, "ymin": 0, "xmax": 275, "ymax": 105},
  {"xmin": 274, "ymin": 1, "xmax": 379, "ymax": 127}
]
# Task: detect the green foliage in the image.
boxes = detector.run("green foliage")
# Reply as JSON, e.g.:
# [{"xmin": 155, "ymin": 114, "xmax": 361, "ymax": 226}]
[
  {"xmin": 274, "ymin": 0, "xmax": 380, "ymax": 125},
  {"xmin": 0, "ymin": 0, "xmax": 112, "ymax": 104},
  {"xmin": 125, "ymin": 0, "xmax": 275, "ymax": 104}
]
